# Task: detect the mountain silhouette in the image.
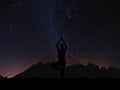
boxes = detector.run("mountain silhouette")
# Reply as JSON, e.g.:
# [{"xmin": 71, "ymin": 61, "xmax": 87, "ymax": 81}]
[
  {"xmin": 0, "ymin": 75, "xmax": 4, "ymax": 79},
  {"xmin": 0, "ymin": 75, "xmax": 7, "ymax": 80},
  {"xmin": 14, "ymin": 62, "xmax": 120, "ymax": 79}
]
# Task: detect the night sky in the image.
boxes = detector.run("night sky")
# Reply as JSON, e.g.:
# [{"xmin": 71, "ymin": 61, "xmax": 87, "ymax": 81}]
[{"xmin": 0, "ymin": 0, "xmax": 120, "ymax": 77}]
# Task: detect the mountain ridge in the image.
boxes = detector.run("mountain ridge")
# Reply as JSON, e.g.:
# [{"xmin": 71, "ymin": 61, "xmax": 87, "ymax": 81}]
[{"xmin": 14, "ymin": 62, "xmax": 120, "ymax": 79}]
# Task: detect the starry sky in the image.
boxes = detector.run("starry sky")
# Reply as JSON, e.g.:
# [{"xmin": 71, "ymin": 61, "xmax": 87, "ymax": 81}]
[{"xmin": 0, "ymin": 0, "xmax": 120, "ymax": 77}]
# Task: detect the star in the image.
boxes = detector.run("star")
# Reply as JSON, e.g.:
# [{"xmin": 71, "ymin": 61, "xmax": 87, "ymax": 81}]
[
  {"xmin": 10, "ymin": 24, "xmax": 13, "ymax": 28},
  {"xmin": 103, "ymin": 32, "xmax": 107, "ymax": 35},
  {"xmin": 13, "ymin": 4, "xmax": 17, "ymax": 8},
  {"xmin": 65, "ymin": 11, "xmax": 72, "ymax": 19},
  {"xmin": 68, "ymin": 15, "xmax": 72, "ymax": 19}
]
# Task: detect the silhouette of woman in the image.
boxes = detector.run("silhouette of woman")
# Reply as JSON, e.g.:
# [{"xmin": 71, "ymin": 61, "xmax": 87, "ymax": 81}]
[{"xmin": 52, "ymin": 36, "xmax": 67, "ymax": 79}]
